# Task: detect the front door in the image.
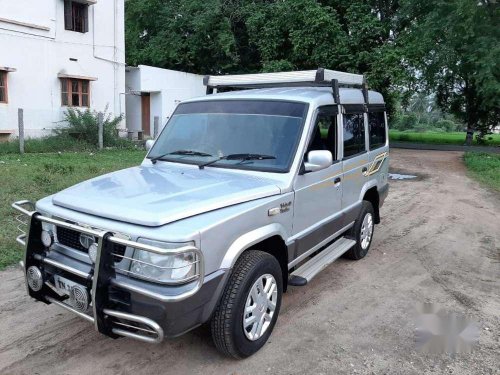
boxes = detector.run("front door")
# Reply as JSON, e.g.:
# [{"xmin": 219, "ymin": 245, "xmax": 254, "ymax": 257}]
[
  {"xmin": 141, "ymin": 94, "xmax": 151, "ymax": 136},
  {"xmin": 292, "ymin": 106, "xmax": 343, "ymax": 257}
]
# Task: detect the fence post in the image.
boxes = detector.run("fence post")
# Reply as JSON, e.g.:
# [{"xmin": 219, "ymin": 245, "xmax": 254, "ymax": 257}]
[
  {"xmin": 18, "ymin": 108, "xmax": 24, "ymax": 154},
  {"xmin": 98, "ymin": 112, "xmax": 104, "ymax": 150},
  {"xmin": 153, "ymin": 116, "xmax": 159, "ymax": 139}
]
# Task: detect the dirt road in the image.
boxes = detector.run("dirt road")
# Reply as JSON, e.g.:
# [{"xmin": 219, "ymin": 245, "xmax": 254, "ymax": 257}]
[{"xmin": 0, "ymin": 149, "xmax": 498, "ymax": 375}]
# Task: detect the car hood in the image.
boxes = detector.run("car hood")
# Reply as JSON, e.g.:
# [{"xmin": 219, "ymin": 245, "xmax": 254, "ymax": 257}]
[{"xmin": 52, "ymin": 164, "xmax": 282, "ymax": 227}]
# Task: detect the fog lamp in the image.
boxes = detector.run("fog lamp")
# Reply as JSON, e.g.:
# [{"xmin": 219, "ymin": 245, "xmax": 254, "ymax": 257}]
[
  {"xmin": 26, "ymin": 266, "xmax": 43, "ymax": 292},
  {"xmin": 69, "ymin": 284, "xmax": 90, "ymax": 312},
  {"xmin": 41, "ymin": 230, "xmax": 53, "ymax": 248}
]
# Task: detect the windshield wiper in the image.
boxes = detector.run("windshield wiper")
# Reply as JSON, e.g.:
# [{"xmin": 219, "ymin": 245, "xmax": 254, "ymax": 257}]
[
  {"xmin": 149, "ymin": 150, "xmax": 213, "ymax": 164},
  {"xmin": 198, "ymin": 153, "xmax": 276, "ymax": 170}
]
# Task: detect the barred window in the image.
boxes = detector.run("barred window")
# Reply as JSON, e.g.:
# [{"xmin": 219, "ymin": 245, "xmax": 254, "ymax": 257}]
[
  {"xmin": 64, "ymin": 0, "xmax": 89, "ymax": 33},
  {"xmin": 61, "ymin": 78, "xmax": 90, "ymax": 107},
  {"xmin": 0, "ymin": 72, "xmax": 7, "ymax": 103}
]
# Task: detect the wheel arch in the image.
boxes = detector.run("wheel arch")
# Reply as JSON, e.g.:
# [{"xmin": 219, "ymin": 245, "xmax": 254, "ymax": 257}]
[
  {"xmin": 362, "ymin": 186, "xmax": 380, "ymax": 224},
  {"xmin": 220, "ymin": 224, "xmax": 290, "ymax": 292}
]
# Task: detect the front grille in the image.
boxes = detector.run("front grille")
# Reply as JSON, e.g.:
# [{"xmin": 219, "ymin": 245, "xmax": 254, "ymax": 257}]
[
  {"xmin": 111, "ymin": 243, "xmax": 127, "ymax": 262},
  {"xmin": 57, "ymin": 226, "xmax": 86, "ymax": 252},
  {"xmin": 56, "ymin": 226, "xmax": 126, "ymax": 262}
]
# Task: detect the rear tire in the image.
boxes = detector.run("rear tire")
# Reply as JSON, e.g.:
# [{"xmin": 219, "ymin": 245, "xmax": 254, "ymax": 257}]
[
  {"xmin": 211, "ymin": 250, "xmax": 283, "ymax": 359},
  {"xmin": 345, "ymin": 201, "xmax": 375, "ymax": 260}
]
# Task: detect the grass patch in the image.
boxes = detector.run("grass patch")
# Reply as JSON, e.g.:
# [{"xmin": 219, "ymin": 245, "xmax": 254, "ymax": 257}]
[
  {"xmin": 0, "ymin": 149, "xmax": 146, "ymax": 270},
  {"xmin": 0, "ymin": 135, "xmax": 136, "ymax": 155},
  {"xmin": 389, "ymin": 130, "xmax": 500, "ymax": 146},
  {"xmin": 463, "ymin": 152, "xmax": 500, "ymax": 192}
]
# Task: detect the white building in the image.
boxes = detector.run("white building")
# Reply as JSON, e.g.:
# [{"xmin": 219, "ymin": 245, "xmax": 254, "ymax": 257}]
[
  {"xmin": 0, "ymin": 0, "xmax": 125, "ymax": 140},
  {"xmin": 125, "ymin": 65, "xmax": 205, "ymax": 138}
]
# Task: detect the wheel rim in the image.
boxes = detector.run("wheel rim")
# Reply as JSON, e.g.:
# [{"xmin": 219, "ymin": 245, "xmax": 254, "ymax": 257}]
[
  {"xmin": 360, "ymin": 212, "xmax": 374, "ymax": 250},
  {"xmin": 243, "ymin": 273, "xmax": 278, "ymax": 341}
]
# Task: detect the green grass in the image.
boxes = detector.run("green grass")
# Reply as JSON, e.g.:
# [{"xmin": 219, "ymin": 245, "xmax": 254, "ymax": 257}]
[
  {"xmin": 464, "ymin": 152, "xmax": 500, "ymax": 192},
  {"xmin": 0, "ymin": 137, "xmax": 92, "ymax": 154},
  {"xmin": 0, "ymin": 149, "xmax": 146, "ymax": 270},
  {"xmin": 0, "ymin": 136, "xmax": 136, "ymax": 155},
  {"xmin": 389, "ymin": 130, "xmax": 500, "ymax": 146}
]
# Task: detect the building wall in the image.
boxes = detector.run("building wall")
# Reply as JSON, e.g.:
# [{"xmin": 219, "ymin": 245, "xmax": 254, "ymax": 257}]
[
  {"xmin": 125, "ymin": 65, "xmax": 206, "ymax": 137},
  {"xmin": 125, "ymin": 67, "xmax": 142, "ymax": 136},
  {"xmin": 0, "ymin": 0, "xmax": 125, "ymax": 138}
]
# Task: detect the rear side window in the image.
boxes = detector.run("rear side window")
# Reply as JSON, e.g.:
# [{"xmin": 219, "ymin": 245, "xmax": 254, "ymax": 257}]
[
  {"xmin": 368, "ymin": 112, "xmax": 386, "ymax": 149},
  {"xmin": 343, "ymin": 113, "xmax": 366, "ymax": 158}
]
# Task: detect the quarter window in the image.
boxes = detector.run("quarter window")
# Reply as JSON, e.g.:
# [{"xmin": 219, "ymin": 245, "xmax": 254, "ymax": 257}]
[
  {"xmin": 343, "ymin": 113, "xmax": 366, "ymax": 158},
  {"xmin": 368, "ymin": 112, "xmax": 386, "ymax": 149},
  {"xmin": 0, "ymin": 72, "xmax": 7, "ymax": 103},
  {"xmin": 64, "ymin": 0, "xmax": 89, "ymax": 33},
  {"xmin": 61, "ymin": 78, "xmax": 90, "ymax": 107}
]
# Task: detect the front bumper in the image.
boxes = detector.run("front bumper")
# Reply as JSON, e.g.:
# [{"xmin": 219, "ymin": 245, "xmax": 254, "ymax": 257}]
[{"xmin": 12, "ymin": 200, "xmax": 226, "ymax": 342}]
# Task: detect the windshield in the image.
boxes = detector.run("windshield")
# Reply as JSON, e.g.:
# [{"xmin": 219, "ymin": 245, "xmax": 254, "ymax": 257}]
[{"xmin": 148, "ymin": 100, "xmax": 308, "ymax": 172}]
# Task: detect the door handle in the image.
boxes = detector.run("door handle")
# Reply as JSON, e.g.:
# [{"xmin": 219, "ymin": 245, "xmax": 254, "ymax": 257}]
[
  {"xmin": 334, "ymin": 177, "xmax": 341, "ymax": 184},
  {"xmin": 362, "ymin": 167, "xmax": 368, "ymax": 173}
]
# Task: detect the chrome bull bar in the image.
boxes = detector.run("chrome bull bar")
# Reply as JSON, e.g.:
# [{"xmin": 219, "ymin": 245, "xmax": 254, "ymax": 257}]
[
  {"xmin": 12, "ymin": 200, "xmax": 204, "ymax": 343},
  {"xmin": 45, "ymin": 296, "xmax": 164, "ymax": 344}
]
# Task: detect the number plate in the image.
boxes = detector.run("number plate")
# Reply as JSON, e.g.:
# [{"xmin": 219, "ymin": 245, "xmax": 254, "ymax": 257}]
[{"xmin": 53, "ymin": 275, "xmax": 82, "ymax": 296}]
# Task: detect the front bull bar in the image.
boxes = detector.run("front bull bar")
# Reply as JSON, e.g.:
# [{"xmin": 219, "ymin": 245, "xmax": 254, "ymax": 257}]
[{"xmin": 12, "ymin": 200, "xmax": 204, "ymax": 344}]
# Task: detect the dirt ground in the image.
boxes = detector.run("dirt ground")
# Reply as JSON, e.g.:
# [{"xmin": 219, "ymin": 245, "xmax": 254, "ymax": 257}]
[{"xmin": 0, "ymin": 149, "xmax": 498, "ymax": 375}]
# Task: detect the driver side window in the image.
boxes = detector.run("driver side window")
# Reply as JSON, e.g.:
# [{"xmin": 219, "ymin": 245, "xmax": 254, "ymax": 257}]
[{"xmin": 306, "ymin": 108, "xmax": 338, "ymax": 161}]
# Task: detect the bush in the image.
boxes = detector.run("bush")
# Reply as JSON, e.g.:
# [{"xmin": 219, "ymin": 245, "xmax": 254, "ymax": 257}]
[
  {"xmin": 56, "ymin": 107, "xmax": 125, "ymax": 147},
  {"xmin": 428, "ymin": 127, "xmax": 446, "ymax": 133},
  {"xmin": 412, "ymin": 124, "xmax": 430, "ymax": 133},
  {"xmin": 392, "ymin": 113, "xmax": 419, "ymax": 131},
  {"xmin": 475, "ymin": 130, "xmax": 493, "ymax": 145},
  {"xmin": 0, "ymin": 107, "xmax": 134, "ymax": 154},
  {"xmin": 434, "ymin": 119, "xmax": 459, "ymax": 132}
]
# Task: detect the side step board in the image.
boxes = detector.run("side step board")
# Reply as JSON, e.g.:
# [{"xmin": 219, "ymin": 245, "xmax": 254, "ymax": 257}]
[{"xmin": 288, "ymin": 237, "xmax": 356, "ymax": 286}]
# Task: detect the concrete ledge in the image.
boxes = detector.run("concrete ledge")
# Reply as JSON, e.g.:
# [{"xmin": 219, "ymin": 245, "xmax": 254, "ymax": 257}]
[{"xmin": 0, "ymin": 17, "xmax": 50, "ymax": 32}]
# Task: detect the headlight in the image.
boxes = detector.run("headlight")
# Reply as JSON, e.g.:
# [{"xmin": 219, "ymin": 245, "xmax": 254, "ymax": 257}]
[{"xmin": 130, "ymin": 239, "xmax": 199, "ymax": 284}]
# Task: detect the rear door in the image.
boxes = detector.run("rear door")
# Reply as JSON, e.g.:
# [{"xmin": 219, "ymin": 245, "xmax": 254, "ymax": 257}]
[
  {"xmin": 292, "ymin": 106, "xmax": 343, "ymax": 258},
  {"xmin": 340, "ymin": 105, "xmax": 369, "ymax": 225}
]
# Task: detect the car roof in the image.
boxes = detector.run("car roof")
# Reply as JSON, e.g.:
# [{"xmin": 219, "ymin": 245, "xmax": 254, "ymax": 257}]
[{"xmin": 183, "ymin": 87, "xmax": 384, "ymax": 105}]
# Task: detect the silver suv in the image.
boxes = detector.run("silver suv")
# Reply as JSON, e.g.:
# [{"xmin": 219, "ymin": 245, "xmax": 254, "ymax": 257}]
[{"xmin": 13, "ymin": 69, "xmax": 389, "ymax": 358}]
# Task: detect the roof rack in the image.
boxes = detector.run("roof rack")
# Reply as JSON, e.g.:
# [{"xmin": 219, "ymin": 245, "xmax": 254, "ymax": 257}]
[{"xmin": 203, "ymin": 68, "xmax": 369, "ymax": 104}]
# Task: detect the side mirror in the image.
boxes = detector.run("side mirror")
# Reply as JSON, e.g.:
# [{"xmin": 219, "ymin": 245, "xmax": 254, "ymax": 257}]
[
  {"xmin": 304, "ymin": 150, "xmax": 333, "ymax": 173},
  {"xmin": 145, "ymin": 139, "xmax": 155, "ymax": 152}
]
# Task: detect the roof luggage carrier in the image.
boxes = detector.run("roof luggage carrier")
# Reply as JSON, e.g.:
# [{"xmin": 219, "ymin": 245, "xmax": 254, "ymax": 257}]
[{"xmin": 203, "ymin": 68, "xmax": 370, "ymax": 104}]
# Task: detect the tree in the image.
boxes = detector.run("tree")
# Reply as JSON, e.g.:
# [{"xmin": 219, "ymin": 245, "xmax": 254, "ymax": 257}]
[
  {"xmin": 125, "ymin": 0, "xmax": 239, "ymax": 73},
  {"xmin": 398, "ymin": 0, "xmax": 500, "ymax": 144},
  {"xmin": 126, "ymin": 0, "xmax": 404, "ymax": 113}
]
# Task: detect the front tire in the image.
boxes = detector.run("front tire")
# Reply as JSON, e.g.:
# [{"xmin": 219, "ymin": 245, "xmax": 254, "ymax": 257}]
[
  {"xmin": 345, "ymin": 201, "xmax": 375, "ymax": 260},
  {"xmin": 211, "ymin": 250, "xmax": 283, "ymax": 358}
]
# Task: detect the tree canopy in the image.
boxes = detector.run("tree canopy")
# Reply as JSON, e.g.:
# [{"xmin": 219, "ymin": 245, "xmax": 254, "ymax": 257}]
[
  {"xmin": 398, "ymin": 0, "xmax": 499, "ymax": 142},
  {"xmin": 125, "ymin": 0, "xmax": 499, "ymax": 140}
]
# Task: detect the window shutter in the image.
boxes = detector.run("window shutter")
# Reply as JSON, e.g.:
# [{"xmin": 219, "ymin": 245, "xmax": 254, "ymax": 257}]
[
  {"xmin": 64, "ymin": 0, "xmax": 73, "ymax": 30},
  {"xmin": 83, "ymin": 5, "xmax": 89, "ymax": 33},
  {"xmin": 61, "ymin": 79, "xmax": 68, "ymax": 106}
]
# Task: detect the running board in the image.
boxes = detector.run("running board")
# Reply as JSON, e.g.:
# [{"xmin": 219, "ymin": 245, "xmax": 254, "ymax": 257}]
[{"xmin": 288, "ymin": 237, "xmax": 356, "ymax": 286}]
